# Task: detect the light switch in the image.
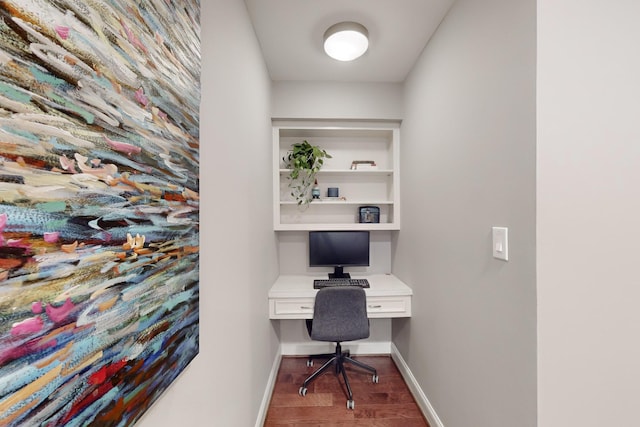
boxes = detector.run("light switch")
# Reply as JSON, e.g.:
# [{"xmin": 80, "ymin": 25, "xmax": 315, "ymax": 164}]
[{"xmin": 492, "ymin": 227, "xmax": 509, "ymax": 261}]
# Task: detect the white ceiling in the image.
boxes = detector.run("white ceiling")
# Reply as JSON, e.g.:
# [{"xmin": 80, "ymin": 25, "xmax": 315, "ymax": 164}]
[{"xmin": 244, "ymin": 0, "xmax": 455, "ymax": 83}]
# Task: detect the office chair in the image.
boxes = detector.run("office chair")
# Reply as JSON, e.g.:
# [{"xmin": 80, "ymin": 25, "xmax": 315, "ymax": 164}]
[{"xmin": 298, "ymin": 286, "xmax": 379, "ymax": 409}]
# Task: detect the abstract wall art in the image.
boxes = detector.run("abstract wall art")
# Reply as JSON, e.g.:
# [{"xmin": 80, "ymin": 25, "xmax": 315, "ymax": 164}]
[{"xmin": 0, "ymin": 0, "xmax": 200, "ymax": 425}]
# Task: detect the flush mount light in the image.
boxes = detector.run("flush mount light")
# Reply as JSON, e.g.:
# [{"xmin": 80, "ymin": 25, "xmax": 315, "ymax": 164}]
[{"xmin": 323, "ymin": 21, "xmax": 369, "ymax": 62}]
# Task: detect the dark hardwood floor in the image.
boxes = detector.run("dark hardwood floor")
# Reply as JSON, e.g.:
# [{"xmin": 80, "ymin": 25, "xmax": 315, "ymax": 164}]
[{"xmin": 264, "ymin": 355, "xmax": 430, "ymax": 426}]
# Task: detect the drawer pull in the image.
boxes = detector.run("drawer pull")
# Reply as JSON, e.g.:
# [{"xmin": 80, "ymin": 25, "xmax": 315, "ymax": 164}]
[
  {"xmin": 300, "ymin": 306, "xmax": 313, "ymax": 310},
  {"xmin": 368, "ymin": 304, "xmax": 382, "ymax": 308}
]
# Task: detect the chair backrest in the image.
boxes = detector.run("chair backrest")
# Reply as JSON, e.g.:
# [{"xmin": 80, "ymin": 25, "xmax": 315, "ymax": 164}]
[{"xmin": 310, "ymin": 286, "xmax": 370, "ymax": 342}]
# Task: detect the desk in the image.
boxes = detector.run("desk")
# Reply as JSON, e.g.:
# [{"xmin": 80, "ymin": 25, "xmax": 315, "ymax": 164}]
[{"xmin": 268, "ymin": 274, "xmax": 412, "ymax": 319}]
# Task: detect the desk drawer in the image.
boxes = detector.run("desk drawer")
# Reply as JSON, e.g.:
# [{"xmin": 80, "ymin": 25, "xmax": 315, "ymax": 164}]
[
  {"xmin": 269, "ymin": 295, "xmax": 412, "ymax": 319},
  {"xmin": 366, "ymin": 296, "xmax": 411, "ymax": 318},
  {"xmin": 271, "ymin": 298, "xmax": 315, "ymax": 319}
]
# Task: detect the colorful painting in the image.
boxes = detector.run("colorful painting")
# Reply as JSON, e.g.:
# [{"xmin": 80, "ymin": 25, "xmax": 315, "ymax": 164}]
[{"xmin": 0, "ymin": 0, "xmax": 200, "ymax": 425}]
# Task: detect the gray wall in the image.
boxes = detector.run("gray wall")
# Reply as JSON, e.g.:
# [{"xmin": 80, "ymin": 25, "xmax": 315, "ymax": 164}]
[
  {"xmin": 392, "ymin": 0, "xmax": 537, "ymax": 426},
  {"xmin": 138, "ymin": 0, "xmax": 279, "ymax": 425},
  {"xmin": 537, "ymin": 1, "xmax": 640, "ymax": 425}
]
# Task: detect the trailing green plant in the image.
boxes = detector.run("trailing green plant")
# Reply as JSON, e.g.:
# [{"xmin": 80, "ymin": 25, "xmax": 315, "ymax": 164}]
[{"xmin": 283, "ymin": 140, "xmax": 331, "ymax": 205}]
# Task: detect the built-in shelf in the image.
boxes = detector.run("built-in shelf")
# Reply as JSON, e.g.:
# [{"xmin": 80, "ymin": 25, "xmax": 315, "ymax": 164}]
[
  {"xmin": 279, "ymin": 200, "xmax": 394, "ymax": 205},
  {"xmin": 273, "ymin": 222, "xmax": 399, "ymax": 232},
  {"xmin": 279, "ymin": 169, "xmax": 394, "ymax": 175},
  {"xmin": 273, "ymin": 120, "xmax": 401, "ymax": 231}
]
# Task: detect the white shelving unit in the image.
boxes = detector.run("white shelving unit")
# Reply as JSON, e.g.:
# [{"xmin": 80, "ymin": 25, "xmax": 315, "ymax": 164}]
[{"xmin": 273, "ymin": 120, "xmax": 400, "ymax": 231}]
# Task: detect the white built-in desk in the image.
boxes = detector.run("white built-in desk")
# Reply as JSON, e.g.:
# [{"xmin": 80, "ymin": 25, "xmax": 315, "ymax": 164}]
[{"xmin": 268, "ymin": 274, "xmax": 413, "ymax": 319}]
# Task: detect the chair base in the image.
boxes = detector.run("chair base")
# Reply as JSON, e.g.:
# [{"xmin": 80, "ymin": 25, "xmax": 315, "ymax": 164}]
[{"xmin": 298, "ymin": 342, "xmax": 378, "ymax": 409}]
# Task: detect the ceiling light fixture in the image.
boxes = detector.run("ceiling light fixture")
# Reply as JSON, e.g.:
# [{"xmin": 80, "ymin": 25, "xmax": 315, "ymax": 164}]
[{"xmin": 323, "ymin": 21, "xmax": 369, "ymax": 62}]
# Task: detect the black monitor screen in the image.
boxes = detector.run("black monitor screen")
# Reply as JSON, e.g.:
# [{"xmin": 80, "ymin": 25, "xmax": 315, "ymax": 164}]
[{"xmin": 309, "ymin": 231, "xmax": 370, "ymax": 278}]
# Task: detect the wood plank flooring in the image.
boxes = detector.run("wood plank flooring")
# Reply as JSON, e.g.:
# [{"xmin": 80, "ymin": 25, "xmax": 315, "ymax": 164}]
[{"xmin": 264, "ymin": 355, "xmax": 430, "ymax": 426}]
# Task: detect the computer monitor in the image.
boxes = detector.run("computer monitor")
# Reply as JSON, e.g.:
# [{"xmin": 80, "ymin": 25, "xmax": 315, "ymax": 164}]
[{"xmin": 308, "ymin": 230, "xmax": 370, "ymax": 279}]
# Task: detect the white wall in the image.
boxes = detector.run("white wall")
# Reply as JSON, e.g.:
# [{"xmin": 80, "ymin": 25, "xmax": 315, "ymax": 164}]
[
  {"xmin": 537, "ymin": 1, "xmax": 640, "ymax": 426},
  {"xmin": 272, "ymin": 81, "xmax": 403, "ymax": 120},
  {"xmin": 278, "ymin": 231, "xmax": 392, "ymax": 275},
  {"xmin": 138, "ymin": 0, "xmax": 279, "ymax": 425},
  {"xmin": 393, "ymin": 0, "xmax": 537, "ymax": 426}
]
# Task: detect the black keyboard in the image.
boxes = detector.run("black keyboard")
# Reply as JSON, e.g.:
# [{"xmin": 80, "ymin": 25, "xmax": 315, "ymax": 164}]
[{"xmin": 313, "ymin": 278, "xmax": 370, "ymax": 289}]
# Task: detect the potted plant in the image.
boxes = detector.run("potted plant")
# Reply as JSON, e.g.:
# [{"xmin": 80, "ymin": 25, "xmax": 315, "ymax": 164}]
[{"xmin": 283, "ymin": 140, "xmax": 332, "ymax": 205}]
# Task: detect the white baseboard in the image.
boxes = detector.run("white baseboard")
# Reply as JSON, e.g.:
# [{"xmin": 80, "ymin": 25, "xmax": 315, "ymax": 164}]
[
  {"xmin": 280, "ymin": 341, "xmax": 391, "ymax": 356},
  {"xmin": 390, "ymin": 343, "xmax": 444, "ymax": 427},
  {"xmin": 255, "ymin": 348, "xmax": 282, "ymax": 427}
]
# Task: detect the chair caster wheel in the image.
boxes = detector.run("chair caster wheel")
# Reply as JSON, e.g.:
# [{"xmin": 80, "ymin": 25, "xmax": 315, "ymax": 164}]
[
  {"xmin": 299, "ymin": 387, "xmax": 307, "ymax": 397},
  {"xmin": 306, "ymin": 359, "xmax": 313, "ymax": 367},
  {"xmin": 347, "ymin": 399, "xmax": 355, "ymax": 409},
  {"xmin": 372, "ymin": 374, "xmax": 379, "ymax": 383}
]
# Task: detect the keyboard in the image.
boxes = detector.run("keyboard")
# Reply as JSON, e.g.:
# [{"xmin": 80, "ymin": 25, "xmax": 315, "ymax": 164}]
[{"xmin": 313, "ymin": 278, "xmax": 370, "ymax": 289}]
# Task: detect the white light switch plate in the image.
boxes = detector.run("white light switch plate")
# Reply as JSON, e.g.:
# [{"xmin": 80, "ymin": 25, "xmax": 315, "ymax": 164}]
[{"xmin": 492, "ymin": 227, "xmax": 509, "ymax": 261}]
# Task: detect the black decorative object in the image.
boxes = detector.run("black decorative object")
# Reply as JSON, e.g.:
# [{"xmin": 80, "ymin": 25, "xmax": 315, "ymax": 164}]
[
  {"xmin": 359, "ymin": 206, "xmax": 380, "ymax": 223},
  {"xmin": 327, "ymin": 187, "xmax": 339, "ymax": 197}
]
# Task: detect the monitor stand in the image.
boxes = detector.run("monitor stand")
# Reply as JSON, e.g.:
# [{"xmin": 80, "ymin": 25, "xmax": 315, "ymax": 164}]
[{"xmin": 328, "ymin": 266, "xmax": 350, "ymax": 279}]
